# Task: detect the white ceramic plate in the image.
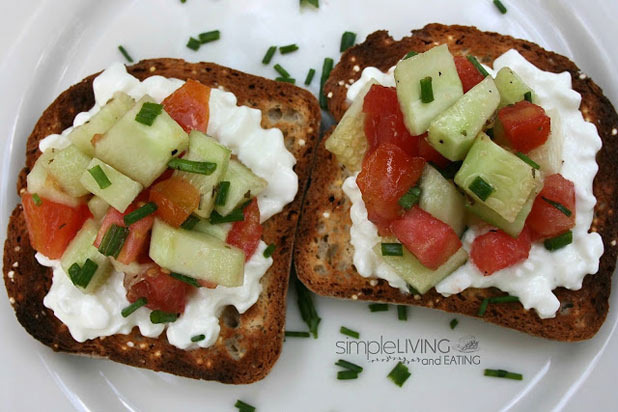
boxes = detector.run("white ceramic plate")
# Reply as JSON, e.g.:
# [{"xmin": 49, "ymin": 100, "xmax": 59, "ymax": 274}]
[{"xmin": 1, "ymin": 1, "xmax": 617, "ymax": 410}]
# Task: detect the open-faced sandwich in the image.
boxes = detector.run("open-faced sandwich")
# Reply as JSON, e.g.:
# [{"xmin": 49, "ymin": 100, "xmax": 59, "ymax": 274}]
[
  {"xmin": 2, "ymin": 59, "xmax": 320, "ymax": 383},
  {"xmin": 295, "ymin": 24, "xmax": 618, "ymax": 340}
]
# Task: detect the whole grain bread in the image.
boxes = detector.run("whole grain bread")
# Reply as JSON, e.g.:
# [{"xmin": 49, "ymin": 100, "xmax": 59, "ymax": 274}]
[
  {"xmin": 294, "ymin": 24, "xmax": 618, "ymax": 341},
  {"xmin": 3, "ymin": 58, "xmax": 320, "ymax": 383}
]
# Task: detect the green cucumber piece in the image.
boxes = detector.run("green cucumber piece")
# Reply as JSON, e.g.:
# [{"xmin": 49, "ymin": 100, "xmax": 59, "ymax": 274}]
[
  {"xmin": 374, "ymin": 240, "xmax": 468, "ymax": 294},
  {"xmin": 68, "ymin": 91, "xmax": 135, "ymax": 156},
  {"xmin": 394, "ymin": 44, "xmax": 463, "ymax": 135},
  {"xmin": 27, "ymin": 150, "xmax": 83, "ymax": 207},
  {"xmin": 46, "ymin": 144, "xmax": 91, "ymax": 197},
  {"xmin": 175, "ymin": 131, "xmax": 231, "ymax": 218},
  {"xmin": 494, "ymin": 67, "xmax": 535, "ymax": 108},
  {"xmin": 214, "ymin": 159, "xmax": 266, "ymax": 216},
  {"xmin": 192, "ymin": 218, "xmax": 230, "ymax": 241},
  {"xmin": 80, "ymin": 158, "xmax": 143, "ymax": 213},
  {"xmin": 418, "ymin": 165, "xmax": 466, "ymax": 235},
  {"xmin": 87, "ymin": 196, "xmax": 110, "ymax": 221},
  {"xmin": 454, "ymin": 133, "xmax": 538, "ymax": 223},
  {"xmin": 149, "ymin": 219, "xmax": 244, "ymax": 287},
  {"xmin": 527, "ymin": 108, "xmax": 563, "ymax": 174},
  {"xmin": 60, "ymin": 219, "xmax": 112, "ymax": 294},
  {"xmin": 427, "ymin": 76, "xmax": 500, "ymax": 161},
  {"xmin": 94, "ymin": 96, "xmax": 188, "ymax": 187}
]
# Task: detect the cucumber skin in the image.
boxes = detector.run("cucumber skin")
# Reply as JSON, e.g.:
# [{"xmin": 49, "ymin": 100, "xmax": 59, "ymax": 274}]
[
  {"xmin": 80, "ymin": 158, "xmax": 143, "ymax": 213},
  {"xmin": 418, "ymin": 165, "xmax": 466, "ymax": 235},
  {"xmin": 46, "ymin": 145, "xmax": 92, "ymax": 197},
  {"xmin": 27, "ymin": 150, "xmax": 84, "ymax": 207},
  {"xmin": 494, "ymin": 67, "xmax": 535, "ymax": 108},
  {"xmin": 214, "ymin": 160, "xmax": 267, "ymax": 217}
]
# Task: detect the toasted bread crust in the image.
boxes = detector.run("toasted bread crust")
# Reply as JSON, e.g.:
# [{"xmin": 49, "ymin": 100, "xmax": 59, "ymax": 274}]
[
  {"xmin": 3, "ymin": 59, "xmax": 321, "ymax": 383},
  {"xmin": 295, "ymin": 24, "xmax": 618, "ymax": 341}
]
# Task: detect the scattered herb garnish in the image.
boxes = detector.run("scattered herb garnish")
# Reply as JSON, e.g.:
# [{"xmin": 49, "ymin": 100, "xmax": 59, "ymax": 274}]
[
  {"xmin": 420, "ymin": 76, "xmax": 434, "ymax": 103},
  {"xmin": 32, "ymin": 193, "xmax": 42, "ymax": 206},
  {"xmin": 117, "ymin": 45, "xmax": 134, "ymax": 63},
  {"xmin": 466, "ymin": 55, "xmax": 489, "ymax": 77},
  {"xmin": 124, "ymin": 202, "xmax": 157, "ymax": 225},
  {"xmin": 279, "ymin": 44, "xmax": 299, "ymax": 54},
  {"xmin": 186, "ymin": 37, "xmax": 201, "ymax": 51},
  {"xmin": 541, "ymin": 196, "xmax": 572, "ymax": 217},
  {"xmin": 170, "ymin": 272, "xmax": 201, "ymax": 288},
  {"xmin": 262, "ymin": 46, "xmax": 277, "ymax": 64},
  {"xmin": 167, "ymin": 158, "xmax": 217, "ymax": 175},
  {"xmin": 335, "ymin": 359, "xmax": 363, "ymax": 373},
  {"xmin": 469, "ymin": 176, "xmax": 494, "ymax": 201},
  {"xmin": 516, "ymin": 152, "xmax": 540, "ymax": 170},
  {"xmin": 337, "ymin": 370, "xmax": 358, "ymax": 380},
  {"xmin": 368, "ymin": 303, "xmax": 389, "ymax": 312},
  {"xmin": 544, "ymin": 231, "xmax": 573, "ymax": 251},
  {"xmin": 190, "ymin": 334, "xmax": 205, "ymax": 342},
  {"xmin": 340, "ymin": 31, "xmax": 356, "ymax": 52},
  {"xmin": 300, "ymin": 0, "xmax": 319, "ymax": 8},
  {"xmin": 484, "ymin": 368, "xmax": 522, "ymax": 380},
  {"xmin": 381, "ymin": 243, "xmax": 403, "ymax": 257},
  {"xmin": 274, "ymin": 64, "xmax": 291, "ymax": 78},
  {"xmin": 397, "ymin": 305, "xmax": 408, "ymax": 321},
  {"xmin": 387, "ymin": 362, "xmax": 411, "ymax": 387},
  {"xmin": 304, "ymin": 68, "xmax": 316, "ymax": 85},
  {"xmin": 284, "ymin": 330, "xmax": 310, "ymax": 338},
  {"xmin": 340, "ymin": 326, "xmax": 360, "ymax": 339},
  {"xmin": 150, "ymin": 310, "xmax": 178, "ymax": 324},
  {"xmin": 135, "ymin": 102, "xmax": 163, "ymax": 126},
  {"xmin": 235, "ymin": 400, "xmax": 256, "ymax": 412},
  {"xmin": 493, "ymin": 0, "xmax": 508, "ymax": 14},
  {"xmin": 121, "ymin": 297, "xmax": 147, "ymax": 318},
  {"xmin": 263, "ymin": 243, "xmax": 276, "ymax": 258},
  {"xmin": 209, "ymin": 201, "xmax": 249, "ymax": 224},
  {"xmin": 524, "ymin": 91, "xmax": 532, "ymax": 102},
  {"xmin": 275, "ymin": 77, "xmax": 296, "ymax": 84},
  {"xmin": 398, "ymin": 186, "xmax": 421, "ymax": 210},
  {"xmin": 450, "ymin": 318, "xmax": 459, "ymax": 329},
  {"xmin": 70, "ymin": 258, "xmax": 98, "ymax": 289},
  {"xmin": 319, "ymin": 57, "xmax": 334, "ymax": 109},
  {"xmin": 198, "ymin": 30, "xmax": 220, "ymax": 44},
  {"xmin": 215, "ymin": 181, "xmax": 230, "ymax": 207},
  {"xmin": 98, "ymin": 224, "xmax": 129, "ymax": 258},
  {"xmin": 180, "ymin": 214, "xmax": 200, "ymax": 230},
  {"xmin": 478, "ymin": 295, "xmax": 520, "ymax": 316},
  {"xmin": 88, "ymin": 165, "xmax": 112, "ymax": 189},
  {"xmin": 295, "ymin": 276, "xmax": 321, "ymax": 338}
]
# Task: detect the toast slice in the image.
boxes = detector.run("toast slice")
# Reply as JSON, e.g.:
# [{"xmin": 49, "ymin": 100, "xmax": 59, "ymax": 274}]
[
  {"xmin": 2, "ymin": 58, "xmax": 320, "ymax": 383},
  {"xmin": 294, "ymin": 24, "xmax": 618, "ymax": 341}
]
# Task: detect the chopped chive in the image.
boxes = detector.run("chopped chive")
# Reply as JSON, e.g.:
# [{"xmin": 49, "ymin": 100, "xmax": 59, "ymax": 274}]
[
  {"xmin": 466, "ymin": 55, "xmax": 489, "ymax": 77},
  {"xmin": 420, "ymin": 76, "xmax": 434, "ymax": 103},
  {"xmin": 340, "ymin": 326, "xmax": 360, "ymax": 339},
  {"xmin": 32, "ymin": 193, "xmax": 42, "ymax": 206},
  {"xmin": 368, "ymin": 303, "xmax": 389, "ymax": 312},
  {"xmin": 335, "ymin": 359, "xmax": 363, "ymax": 373},
  {"xmin": 263, "ymin": 243, "xmax": 276, "ymax": 258},
  {"xmin": 381, "ymin": 243, "xmax": 403, "ymax": 257},
  {"xmin": 340, "ymin": 31, "xmax": 356, "ymax": 52},
  {"xmin": 215, "ymin": 181, "xmax": 231, "ymax": 207},
  {"xmin": 493, "ymin": 0, "xmax": 508, "ymax": 14},
  {"xmin": 117, "ymin": 45, "xmax": 134, "ymax": 63},
  {"xmin": 541, "ymin": 197, "xmax": 572, "ymax": 217},
  {"xmin": 186, "ymin": 37, "xmax": 201, "ymax": 51},
  {"xmin": 98, "ymin": 224, "xmax": 129, "ymax": 258},
  {"xmin": 262, "ymin": 46, "xmax": 277, "ymax": 64},
  {"xmin": 121, "ymin": 297, "xmax": 147, "ymax": 318},
  {"xmin": 209, "ymin": 206, "xmax": 245, "ymax": 224},
  {"xmin": 524, "ymin": 91, "xmax": 532, "ymax": 102},
  {"xmin": 544, "ymin": 231, "xmax": 573, "ymax": 251},
  {"xmin": 387, "ymin": 362, "xmax": 411, "ymax": 387},
  {"xmin": 450, "ymin": 318, "xmax": 459, "ymax": 329},
  {"xmin": 404, "ymin": 50, "xmax": 418, "ymax": 59},
  {"xmin": 167, "ymin": 158, "xmax": 217, "ymax": 175},
  {"xmin": 170, "ymin": 272, "xmax": 201, "ymax": 288},
  {"xmin": 304, "ymin": 68, "xmax": 316, "ymax": 85},
  {"xmin": 295, "ymin": 277, "xmax": 321, "ymax": 338},
  {"xmin": 135, "ymin": 102, "xmax": 163, "ymax": 126},
  {"xmin": 71, "ymin": 258, "xmax": 98, "ymax": 288},
  {"xmin": 484, "ymin": 369, "xmax": 522, "ymax": 380},
  {"xmin": 319, "ymin": 57, "xmax": 334, "ymax": 110},
  {"xmin": 68, "ymin": 263, "xmax": 81, "ymax": 280},
  {"xmin": 275, "ymin": 77, "xmax": 296, "ymax": 84},
  {"xmin": 478, "ymin": 295, "xmax": 520, "ymax": 316},
  {"xmin": 150, "ymin": 310, "xmax": 178, "ymax": 324},
  {"xmin": 273, "ymin": 64, "xmax": 291, "ymax": 78},
  {"xmin": 88, "ymin": 165, "xmax": 112, "ymax": 189},
  {"xmin": 198, "ymin": 30, "xmax": 220, "ymax": 44},
  {"xmin": 279, "ymin": 44, "xmax": 299, "ymax": 54},
  {"xmin": 516, "ymin": 152, "xmax": 540, "ymax": 170},
  {"xmin": 397, "ymin": 305, "xmax": 408, "ymax": 321},
  {"xmin": 300, "ymin": 0, "xmax": 319, "ymax": 8},
  {"xmin": 337, "ymin": 370, "xmax": 358, "ymax": 380},
  {"xmin": 191, "ymin": 334, "xmax": 206, "ymax": 342},
  {"xmin": 408, "ymin": 284, "xmax": 420, "ymax": 295},
  {"xmin": 180, "ymin": 0, "xmax": 186, "ymax": 3},
  {"xmin": 234, "ymin": 400, "xmax": 256, "ymax": 412},
  {"xmin": 284, "ymin": 330, "xmax": 311, "ymax": 338},
  {"xmin": 477, "ymin": 298, "xmax": 490, "ymax": 316},
  {"xmin": 123, "ymin": 202, "xmax": 157, "ymax": 225},
  {"xmin": 398, "ymin": 186, "xmax": 421, "ymax": 210},
  {"xmin": 469, "ymin": 176, "xmax": 494, "ymax": 201},
  {"xmin": 180, "ymin": 214, "xmax": 200, "ymax": 230}
]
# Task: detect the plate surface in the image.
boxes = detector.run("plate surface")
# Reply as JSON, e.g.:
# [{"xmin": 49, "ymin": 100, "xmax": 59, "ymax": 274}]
[{"xmin": 1, "ymin": 1, "xmax": 617, "ymax": 410}]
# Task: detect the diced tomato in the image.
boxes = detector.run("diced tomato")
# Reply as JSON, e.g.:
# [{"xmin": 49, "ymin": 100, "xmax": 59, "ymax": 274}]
[
  {"xmin": 390, "ymin": 206, "xmax": 462, "ymax": 270},
  {"xmin": 454, "ymin": 56, "xmax": 485, "ymax": 93},
  {"xmin": 226, "ymin": 198, "xmax": 263, "ymax": 261},
  {"xmin": 126, "ymin": 265, "xmax": 192, "ymax": 314},
  {"xmin": 162, "ymin": 79, "xmax": 211, "ymax": 133},
  {"xmin": 149, "ymin": 176, "xmax": 200, "ymax": 227},
  {"xmin": 494, "ymin": 100, "xmax": 551, "ymax": 153},
  {"xmin": 470, "ymin": 227, "xmax": 532, "ymax": 276},
  {"xmin": 418, "ymin": 133, "xmax": 451, "ymax": 169},
  {"xmin": 526, "ymin": 174, "xmax": 576, "ymax": 239},
  {"xmin": 357, "ymin": 144, "xmax": 425, "ymax": 235},
  {"xmin": 363, "ymin": 84, "xmax": 400, "ymax": 116},
  {"xmin": 21, "ymin": 193, "xmax": 90, "ymax": 259}
]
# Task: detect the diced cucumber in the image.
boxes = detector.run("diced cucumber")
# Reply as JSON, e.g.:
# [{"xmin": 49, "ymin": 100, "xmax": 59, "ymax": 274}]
[
  {"xmin": 60, "ymin": 219, "xmax": 112, "ymax": 294},
  {"xmin": 27, "ymin": 150, "xmax": 83, "ymax": 207},
  {"xmin": 88, "ymin": 196, "xmax": 110, "ymax": 222},
  {"xmin": 454, "ymin": 133, "xmax": 538, "ymax": 223},
  {"xmin": 192, "ymin": 218, "xmax": 230, "ymax": 241},
  {"xmin": 68, "ymin": 91, "xmax": 135, "ymax": 156},
  {"xmin": 494, "ymin": 67, "xmax": 535, "ymax": 108},
  {"xmin": 427, "ymin": 76, "xmax": 500, "ymax": 161},
  {"xmin": 80, "ymin": 158, "xmax": 143, "ymax": 213},
  {"xmin": 418, "ymin": 164, "xmax": 466, "ymax": 235},
  {"xmin": 46, "ymin": 144, "xmax": 91, "ymax": 197},
  {"xmin": 175, "ymin": 131, "xmax": 231, "ymax": 218},
  {"xmin": 214, "ymin": 159, "xmax": 266, "ymax": 216},
  {"xmin": 374, "ymin": 240, "xmax": 467, "ymax": 294},
  {"xmin": 324, "ymin": 80, "xmax": 377, "ymax": 172},
  {"xmin": 527, "ymin": 108, "xmax": 563, "ymax": 174},
  {"xmin": 149, "ymin": 219, "xmax": 244, "ymax": 287},
  {"xmin": 94, "ymin": 96, "xmax": 188, "ymax": 187},
  {"xmin": 394, "ymin": 44, "xmax": 463, "ymax": 135}
]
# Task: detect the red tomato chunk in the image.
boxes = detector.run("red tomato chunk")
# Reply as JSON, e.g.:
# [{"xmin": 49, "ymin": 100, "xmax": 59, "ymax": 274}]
[
  {"xmin": 149, "ymin": 176, "xmax": 200, "ymax": 228},
  {"xmin": 127, "ymin": 265, "xmax": 192, "ymax": 314},
  {"xmin": 162, "ymin": 79, "xmax": 211, "ymax": 133},
  {"xmin": 526, "ymin": 174, "xmax": 576, "ymax": 239},
  {"xmin": 226, "ymin": 198, "xmax": 263, "ymax": 261},
  {"xmin": 495, "ymin": 100, "xmax": 551, "ymax": 153},
  {"xmin": 470, "ymin": 227, "xmax": 532, "ymax": 276},
  {"xmin": 454, "ymin": 55, "xmax": 485, "ymax": 93}
]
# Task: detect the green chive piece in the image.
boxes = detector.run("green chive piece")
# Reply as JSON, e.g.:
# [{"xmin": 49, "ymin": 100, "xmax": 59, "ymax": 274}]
[
  {"xmin": 420, "ymin": 76, "xmax": 434, "ymax": 103},
  {"xmin": 88, "ymin": 165, "xmax": 112, "ymax": 189},
  {"xmin": 180, "ymin": 214, "xmax": 200, "ymax": 230},
  {"xmin": 381, "ymin": 243, "xmax": 403, "ymax": 257},
  {"xmin": 544, "ymin": 231, "xmax": 573, "ymax": 251},
  {"xmin": 398, "ymin": 186, "xmax": 421, "ymax": 210},
  {"xmin": 234, "ymin": 400, "xmax": 256, "ymax": 412},
  {"xmin": 340, "ymin": 326, "xmax": 360, "ymax": 339},
  {"xmin": 516, "ymin": 152, "xmax": 540, "ymax": 170},
  {"xmin": 450, "ymin": 318, "xmax": 459, "ymax": 329},
  {"xmin": 304, "ymin": 68, "xmax": 316, "ymax": 85},
  {"xmin": 368, "ymin": 303, "xmax": 389, "ymax": 312},
  {"xmin": 279, "ymin": 44, "xmax": 299, "ymax": 54},
  {"xmin": 408, "ymin": 284, "xmax": 420, "ymax": 295},
  {"xmin": 123, "ymin": 202, "xmax": 157, "ymax": 226},
  {"xmin": 484, "ymin": 368, "xmax": 523, "ymax": 380},
  {"xmin": 98, "ymin": 224, "xmax": 129, "ymax": 258},
  {"xmin": 68, "ymin": 263, "xmax": 81, "ymax": 280},
  {"xmin": 477, "ymin": 298, "xmax": 490, "ymax": 316},
  {"xmin": 335, "ymin": 359, "xmax": 363, "ymax": 373},
  {"xmin": 275, "ymin": 76, "xmax": 296, "ymax": 84},
  {"xmin": 186, "ymin": 37, "xmax": 201, "ymax": 51},
  {"xmin": 262, "ymin": 46, "xmax": 277, "ymax": 64},
  {"xmin": 319, "ymin": 57, "xmax": 334, "ymax": 109},
  {"xmin": 135, "ymin": 102, "xmax": 163, "ymax": 126},
  {"xmin": 191, "ymin": 334, "xmax": 206, "ymax": 342},
  {"xmin": 150, "ymin": 310, "xmax": 178, "ymax": 324},
  {"xmin": 32, "ymin": 193, "xmax": 42, "ymax": 206},
  {"xmin": 209, "ymin": 201, "xmax": 247, "ymax": 224},
  {"xmin": 180, "ymin": 0, "xmax": 186, "ymax": 3},
  {"xmin": 404, "ymin": 50, "xmax": 418, "ymax": 59},
  {"xmin": 493, "ymin": 0, "xmax": 508, "ymax": 14},
  {"xmin": 466, "ymin": 55, "xmax": 489, "ymax": 77},
  {"xmin": 541, "ymin": 197, "xmax": 572, "ymax": 217},
  {"xmin": 167, "ymin": 158, "xmax": 217, "ymax": 175},
  {"xmin": 524, "ymin": 91, "xmax": 532, "ymax": 102},
  {"xmin": 300, "ymin": 0, "xmax": 319, "ymax": 8},
  {"xmin": 340, "ymin": 31, "xmax": 356, "ymax": 52},
  {"xmin": 274, "ymin": 64, "xmax": 291, "ymax": 78},
  {"xmin": 469, "ymin": 176, "xmax": 494, "ymax": 201},
  {"xmin": 215, "ymin": 181, "xmax": 231, "ymax": 207},
  {"xmin": 263, "ymin": 243, "xmax": 276, "ymax": 258},
  {"xmin": 198, "ymin": 30, "xmax": 220, "ymax": 44},
  {"xmin": 71, "ymin": 258, "xmax": 98, "ymax": 288},
  {"xmin": 295, "ymin": 277, "xmax": 321, "ymax": 338},
  {"xmin": 478, "ymin": 295, "xmax": 520, "ymax": 316},
  {"xmin": 170, "ymin": 272, "xmax": 201, "ymax": 288},
  {"xmin": 117, "ymin": 45, "xmax": 134, "ymax": 63},
  {"xmin": 397, "ymin": 305, "xmax": 408, "ymax": 321},
  {"xmin": 284, "ymin": 330, "xmax": 311, "ymax": 338},
  {"xmin": 337, "ymin": 370, "xmax": 358, "ymax": 380},
  {"xmin": 121, "ymin": 297, "xmax": 147, "ymax": 318},
  {"xmin": 387, "ymin": 362, "xmax": 411, "ymax": 387}
]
